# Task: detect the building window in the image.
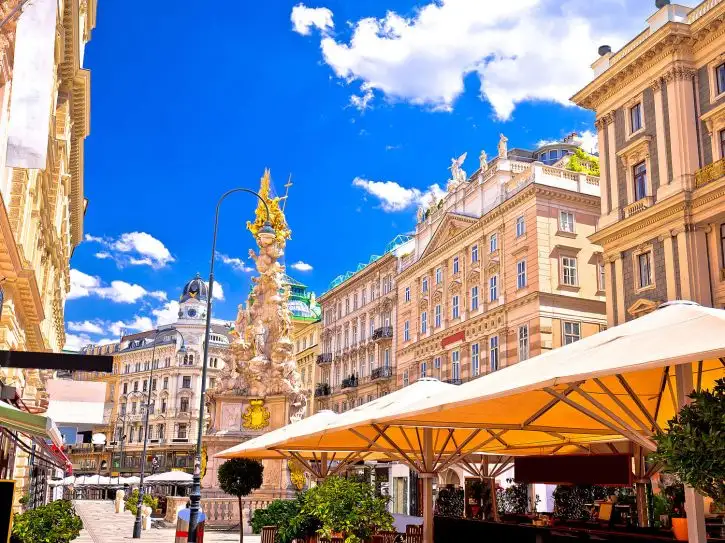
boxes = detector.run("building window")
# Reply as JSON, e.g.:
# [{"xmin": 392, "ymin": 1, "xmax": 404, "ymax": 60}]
[
  {"xmin": 517, "ymin": 259, "xmax": 527, "ymax": 289},
  {"xmin": 158, "ymin": 424, "xmax": 165, "ymax": 440},
  {"xmin": 453, "ymin": 256, "xmax": 459, "ymax": 275},
  {"xmin": 559, "ymin": 211, "xmax": 574, "ymax": 233},
  {"xmin": 452, "ymin": 295, "xmax": 459, "ymax": 319},
  {"xmin": 435, "ymin": 268, "xmax": 443, "ymax": 284},
  {"xmin": 489, "ymin": 336, "xmax": 499, "ymax": 372},
  {"xmin": 163, "ymin": 377, "xmax": 168, "ymax": 390},
  {"xmin": 518, "ymin": 325, "xmax": 529, "ymax": 361},
  {"xmin": 490, "ymin": 233, "xmax": 498, "ymax": 253},
  {"xmin": 634, "ymin": 161, "xmax": 647, "ymax": 201},
  {"xmin": 516, "ymin": 216, "xmax": 525, "ymax": 237},
  {"xmin": 562, "ymin": 256, "xmax": 578, "ymax": 286},
  {"xmin": 717, "ymin": 62, "xmax": 725, "ymax": 95},
  {"xmin": 434, "ymin": 356, "xmax": 441, "ymax": 374},
  {"xmin": 123, "ymin": 383, "xmax": 128, "ymax": 394},
  {"xmin": 133, "ymin": 381, "xmax": 139, "ymax": 392},
  {"xmin": 404, "ymin": 287, "xmax": 410, "ymax": 302},
  {"xmin": 422, "ymin": 277, "xmax": 429, "ymax": 293},
  {"xmin": 720, "ymin": 128, "xmax": 725, "ymax": 159},
  {"xmin": 434, "ymin": 304, "xmax": 441, "ymax": 328},
  {"xmin": 180, "ymin": 397, "xmax": 189, "ymax": 413},
  {"xmin": 178, "ymin": 424, "xmax": 187, "ymax": 439},
  {"xmin": 638, "ymin": 251, "xmax": 653, "ymax": 288},
  {"xmin": 721, "ymin": 224, "xmax": 725, "ymax": 267},
  {"xmin": 421, "ymin": 312, "xmax": 427, "ymax": 334},
  {"xmin": 384, "ymin": 348, "xmax": 390, "ymax": 368},
  {"xmin": 131, "ymin": 402, "xmax": 137, "ymax": 414},
  {"xmin": 182, "ymin": 376, "xmax": 191, "ymax": 389},
  {"xmin": 142, "ymin": 380, "xmax": 148, "ymax": 392},
  {"xmin": 630, "ymin": 102, "xmax": 642, "ymax": 133},
  {"xmin": 471, "ymin": 244, "xmax": 479, "ymax": 263},
  {"xmin": 563, "ymin": 321, "xmax": 581, "ymax": 345},
  {"xmin": 403, "ymin": 370, "xmax": 409, "ymax": 387},
  {"xmin": 489, "ymin": 275, "xmax": 498, "ymax": 302},
  {"xmin": 598, "ymin": 262, "xmax": 606, "ymax": 291},
  {"xmin": 404, "ymin": 320, "xmax": 410, "ymax": 342},
  {"xmin": 151, "ymin": 378, "xmax": 157, "ymax": 391},
  {"xmin": 471, "ymin": 343, "xmax": 480, "ymax": 377},
  {"xmin": 451, "ymin": 351, "xmax": 460, "ymax": 381},
  {"xmin": 471, "ymin": 286, "xmax": 479, "ymax": 310}
]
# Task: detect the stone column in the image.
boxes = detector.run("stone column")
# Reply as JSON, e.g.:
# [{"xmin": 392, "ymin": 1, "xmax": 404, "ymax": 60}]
[
  {"xmin": 613, "ymin": 253, "xmax": 626, "ymax": 325},
  {"xmin": 595, "ymin": 113, "xmax": 613, "ymax": 216},
  {"xmin": 652, "ymin": 77, "xmax": 671, "ymax": 194},
  {"xmin": 660, "ymin": 233, "xmax": 678, "ymax": 301},
  {"xmin": 607, "ymin": 112, "xmax": 620, "ymax": 212},
  {"xmin": 664, "ymin": 66, "xmax": 699, "ymax": 191},
  {"xmin": 676, "ymin": 226, "xmax": 713, "ymax": 306}
]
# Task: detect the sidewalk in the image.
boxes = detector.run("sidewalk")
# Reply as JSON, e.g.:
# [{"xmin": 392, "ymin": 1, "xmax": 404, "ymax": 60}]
[{"xmin": 73, "ymin": 500, "xmax": 258, "ymax": 543}]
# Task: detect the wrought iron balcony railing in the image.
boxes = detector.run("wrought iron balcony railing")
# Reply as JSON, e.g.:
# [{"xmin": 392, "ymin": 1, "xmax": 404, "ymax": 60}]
[
  {"xmin": 341, "ymin": 376, "xmax": 359, "ymax": 389},
  {"xmin": 316, "ymin": 353, "xmax": 333, "ymax": 365},
  {"xmin": 372, "ymin": 326, "xmax": 394, "ymax": 341},
  {"xmin": 371, "ymin": 366, "xmax": 394, "ymax": 381},
  {"xmin": 315, "ymin": 383, "xmax": 331, "ymax": 397}
]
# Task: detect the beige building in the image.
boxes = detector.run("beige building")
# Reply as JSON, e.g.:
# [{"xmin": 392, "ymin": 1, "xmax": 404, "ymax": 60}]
[
  {"xmin": 572, "ymin": 0, "xmax": 725, "ymax": 324},
  {"xmin": 0, "ymin": 0, "xmax": 96, "ymax": 506},
  {"xmin": 316, "ymin": 237, "xmax": 411, "ymax": 413},
  {"xmin": 293, "ymin": 319, "xmax": 321, "ymax": 416},
  {"xmin": 397, "ymin": 136, "xmax": 607, "ymax": 389}
]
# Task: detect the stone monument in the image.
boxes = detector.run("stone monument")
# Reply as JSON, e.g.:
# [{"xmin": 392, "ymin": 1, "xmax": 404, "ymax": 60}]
[{"xmin": 203, "ymin": 169, "xmax": 306, "ymax": 499}]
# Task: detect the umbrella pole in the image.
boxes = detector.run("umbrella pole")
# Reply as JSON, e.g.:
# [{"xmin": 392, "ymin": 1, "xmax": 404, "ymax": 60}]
[{"xmin": 422, "ymin": 429, "xmax": 434, "ymax": 543}]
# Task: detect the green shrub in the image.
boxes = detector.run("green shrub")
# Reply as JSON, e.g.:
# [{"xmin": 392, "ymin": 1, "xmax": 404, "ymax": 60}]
[
  {"xmin": 552, "ymin": 485, "xmax": 609, "ymax": 521},
  {"xmin": 11, "ymin": 499, "xmax": 83, "ymax": 543},
  {"xmin": 300, "ymin": 476, "xmax": 393, "ymax": 543},
  {"xmin": 436, "ymin": 487, "xmax": 464, "ymax": 517},
  {"xmin": 124, "ymin": 489, "xmax": 159, "ymax": 516},
  {"xmin": 497, "ymin": 479, "xmax": 538, "ymax": 515},
  {"xmin": 251, "ymin": 496, "xmax": 320, "ymax": 543}
]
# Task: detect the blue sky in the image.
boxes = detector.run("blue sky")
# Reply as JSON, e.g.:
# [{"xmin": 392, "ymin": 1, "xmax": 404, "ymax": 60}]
[{"xmin": 64, "ymin": 0, "xmax": 680, "ymax": 349}]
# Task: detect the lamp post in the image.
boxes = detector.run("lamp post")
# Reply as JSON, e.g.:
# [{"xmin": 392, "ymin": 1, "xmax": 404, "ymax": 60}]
[
  {"xmin": 132, "ymin": 329, "xmax": 186, "ymax": 538},
  {"xmin": 187, "ymin": 188, "xmax": 275, "ymax": 542}
]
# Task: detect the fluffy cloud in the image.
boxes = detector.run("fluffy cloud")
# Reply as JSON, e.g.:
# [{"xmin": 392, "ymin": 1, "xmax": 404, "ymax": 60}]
[
  {"xmin": 352, "ymin": 177, "xmax": 446, "ymax": 212},
  {"xmin": 291, "ymin": 3, "xmax": 333, "ymax": 36},
  {"xmin": 68, "ymin": 269, "xmax": 167, "ymax": 304},
  {"xmin": 85, "ymin": 232, "xmax": 174, "ymax": 269},
  {"xmin": 109, "ymin": 316, "xmax": 154, "ymax": 338},
  {"xmin": 349, "ymin": 87, "xmax": 374, "ymax": 112},
  {"xmin": 63, "ymin": 333, "xmax": 115, "ymax": 352},
  {"xmin": 208, "ymin": 281, "xmax": 224, "ymax": 301},
  {"xmin": 293, "ymin": 0, "xmax": 648, "ymax": 119},
  {"xmin": 291, "ymin": 261, "xmax": 313, "ymax": 272},
  {"xmin": 67, "ymin": 320, "xmax": 105, "ymax": 335},
  {"xmin": 218, "ymin": 253, "xmax": 254, "ymax": 273},
  {"xmin": 152, "ymin": 301, "xmax": 180, "ymax": 327}
]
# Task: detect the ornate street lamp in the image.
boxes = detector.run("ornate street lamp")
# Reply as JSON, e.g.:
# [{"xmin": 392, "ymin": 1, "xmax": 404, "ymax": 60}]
[
  {"xmin": 132, "ymin": 329, "xmax": 186, "ymax": 538},
  {"xmin": 187, "ymin": 188, "xmax": 274, "ymax": 542}
]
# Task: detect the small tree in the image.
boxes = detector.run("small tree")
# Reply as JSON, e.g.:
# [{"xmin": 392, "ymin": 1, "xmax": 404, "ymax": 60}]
[
  {"xmin": 653, "ymin": 378, "xmax": 725, "ymax": 509},
  {"xmin": 218, "ymin": 458, "xmax": 264, "ymax": 543}
]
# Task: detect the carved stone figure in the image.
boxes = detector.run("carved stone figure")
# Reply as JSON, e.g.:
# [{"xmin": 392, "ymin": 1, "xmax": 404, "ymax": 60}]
[
  {"xmin": 498, "ymin": 134, "xmax": 508, "ymax": 159},
  {"xmin": 447, "ymin": 153, "xmax": 467, "ymax": 191},
  {"xmin": 479, "ymin": 150, "xmax": 488, "ymax": 172}
]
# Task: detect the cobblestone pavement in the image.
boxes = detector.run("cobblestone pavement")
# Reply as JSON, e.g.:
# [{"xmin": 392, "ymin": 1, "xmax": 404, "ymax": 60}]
[{"xmin": 73, "ymin": 500, "xmax": 259, "ymax": 543}]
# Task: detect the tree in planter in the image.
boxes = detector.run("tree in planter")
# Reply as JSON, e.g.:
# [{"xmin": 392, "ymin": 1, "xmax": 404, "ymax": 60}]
[
  {"xmin": 653, "ymin": 378, "xmax": 725, "ymax": 509},
  {"xmin": 552, "ymin": 485, "xmax": 609, "ymax": 521},
  {"xmin": 436, "ymin": 486, "xmax": 465, "ymax": 517},
  {"xmin": 250, "ymin": 496, "xmax": 320, "ymax": 543},
  {"xmin": 124, "ymin": 489, "xmax": 159, "ymax": 516},
  {"xmin": 11, "ymin": 499, "xmax": 83, "ymax": 543},
  {"xmin": 497, "ymin": 479, "xmax": 539, "ymax": 515},
  {"xmin": 218, "ymin": 458, "xmax": 264, "ymax": 543},
  {"xmin": 300, "ymin": 476, "xmax": 393, "ymax": 543}
]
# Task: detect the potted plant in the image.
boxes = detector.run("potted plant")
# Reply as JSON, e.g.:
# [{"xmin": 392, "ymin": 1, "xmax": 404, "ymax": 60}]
[
  {"xmin": 218, "ymin": 458, "xmax": 264, "ymax": 543},
  {"xmin": 11, "ymin": 499, "xmax": 83, "ymax": 543},
  {"xmin": 654, "ymin": 378, "xmax": 725, "ymax": 540}
]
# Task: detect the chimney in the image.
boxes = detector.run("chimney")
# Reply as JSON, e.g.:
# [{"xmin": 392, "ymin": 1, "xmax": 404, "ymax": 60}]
[
  {"xmin": 655, "ymin": 0, "xmax": 670, "ymax": 8},
  {"xmin": 648, "ymin": 0, "xmax": 690, "ymax": 33},
  {"xmin": 592, "ymin": 45, "xmax": 613, "ymax": 77},
  {"xmin": 598, "ymin": 45, "xmax": 612, "ymax": 56}
]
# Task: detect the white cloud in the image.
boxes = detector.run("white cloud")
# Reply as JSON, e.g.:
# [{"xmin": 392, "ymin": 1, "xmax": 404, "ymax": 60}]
[
  {"xmin": 152, "ymin": 301, "xmax": 180, "ymax": 327},
  {"xmin": 352, "ymin": 177, "xmax": 446, "ymax": 212},
  {"xmin": 291, "ymin": 261, "xmax": 313, "ymax": 272},
  {"xmin": 349, "ymin": 87, "xmax": 374, "ymax": 112},
  {"xmin": 109, "ymin": 316, "xmax": 154, "ymax": 338},
  {"xmin": 84, "ymin": 232, "xmax": 174, "ymax": 269},
  {"xmin": 291, "ymin": 3, "xmax": 334, "ymax": 36},
  {"xmin": 63, "ymin": 333, "xmax": 92, "ymax": 351},
  {"xmin": 209, "ymin": 281, "xmax": 224, "ymax": 301},
  {"xmin": 67, "ymin": 320, "xmax": 104, "ymax": 335},
  {"xmin": 294, "ymin": 0, "xmax": 649, "ymax": 119},
  {"xmin": 219, "ymin": 253, "xmax": 254, "ymax": 273},
  {"xmin": 67, "ymin": 269, "xmax": 167, "ymax": 304}
]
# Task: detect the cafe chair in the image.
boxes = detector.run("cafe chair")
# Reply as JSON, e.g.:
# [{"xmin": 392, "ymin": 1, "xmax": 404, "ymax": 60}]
[
  {"xmin": 261, "ymin": 526, "xmax": 278, "ymax": 543},
  {"xmin": 406, "ymin": 524, "xmax": 423, "ymax": 543}
]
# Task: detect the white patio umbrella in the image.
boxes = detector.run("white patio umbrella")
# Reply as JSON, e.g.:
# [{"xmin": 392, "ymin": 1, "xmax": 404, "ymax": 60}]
[{"xmin": 144, "ymin": 471, "xmax": 193, "ymax": 485}]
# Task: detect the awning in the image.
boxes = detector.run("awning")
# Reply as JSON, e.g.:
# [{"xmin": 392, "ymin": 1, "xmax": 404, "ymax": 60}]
[
  {"xmin": 0, "ymin": 400, "xmax": 63, "ymax": 448},
  {"xmin": 144, "ymin": 471, "xmax": 193, "ymax": 485}
]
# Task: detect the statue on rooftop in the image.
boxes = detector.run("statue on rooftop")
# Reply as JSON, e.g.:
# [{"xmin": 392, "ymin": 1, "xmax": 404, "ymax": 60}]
[
  {"xmin": 498, "ymin": 134, "xmax": 508, "ymax": 159},
  {"xmin": 447, "ymin": 152, "xmax": 467, "ymax": 191},
  {"xmin": 479, "ymin": 150, "xmax": 488, "ymax": 172}
]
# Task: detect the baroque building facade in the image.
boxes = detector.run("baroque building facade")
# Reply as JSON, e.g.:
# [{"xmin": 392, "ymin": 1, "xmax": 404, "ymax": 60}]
[
  {"xmin": 69, "ymin": 275, "xmax": 231, "ymax": 476},
  {"xmin": 0, "ymin": 0, "xmax": 96, "ymax": 506},
  {"xmin": 397, "ymin": 135, "xmax": 607, "ymax": 388},
  {"xmin": 572, "ymin": 0, "xmax": 725, "ymax": 324}
]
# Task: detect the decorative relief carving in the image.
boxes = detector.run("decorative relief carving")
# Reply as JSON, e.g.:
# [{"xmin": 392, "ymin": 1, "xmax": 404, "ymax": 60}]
[{"xmin": 242, "ymin": 399, "xmax": 270, "ymax": 430}]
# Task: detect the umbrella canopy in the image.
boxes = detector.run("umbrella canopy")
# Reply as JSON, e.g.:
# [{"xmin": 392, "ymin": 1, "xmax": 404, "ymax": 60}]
[
  {"xmin": 74, "ymin": 475, "xmax": 112, "ymax": 486},
  {"xmin": 145, "ymin": 471, "xmax": 193, "ymax": 485},
  {"xmin": 48, "ymin": 475, "xmax": 76, "ymax": 486},
  {"xmin": 278, "ymin": 302, "xmax": 725, "ymax": 461},
  {"xmin": 119, "ymin": 476, "xmax": 140, "ymax": 486}
]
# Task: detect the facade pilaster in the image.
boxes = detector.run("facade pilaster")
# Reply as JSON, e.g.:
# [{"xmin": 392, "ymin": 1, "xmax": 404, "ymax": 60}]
[
  {"xmin": 664, "ymin": 66, "xmax": 699, "ymax": 190},
  {"xmin": 675, "ymin": 226, "xmax": 713, "ymax": 306},
  {"xmin": 659, "ymin": 232, "xmax": 678, "ymax": 301},
  {"xmin": 613, "ymin": 253, "xmax": 626, "ymax": 325},
  {"xmin": 651, "ymin": 77, "xmax": 671, "ymax": 199}
]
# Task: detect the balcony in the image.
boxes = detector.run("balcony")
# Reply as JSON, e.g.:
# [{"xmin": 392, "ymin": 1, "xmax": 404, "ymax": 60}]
[
  {"xmin": 623, "ymin": 196, "xmax": 654, "ymax": 219},
  {"xmin": 316, "ymin": 353, "xmax": 333, "ymax": 366},
  {"xmin": 443, "ymin": 378, "xmax": 463, "ymax": 386},
  {"xmin": 341, "ymin": 376, "xmax": 359, "ymax": 390},
  {"xmin": 695, "ymin": 158, "xmax": 724, "ymax": 189},
  {"xmin": 372, "ymin": 326, "xmax": 393, "ymax": 341},
  {"xmin": 315, "ymin": 383, "xmax": 331, "ymax": 397},
  {"xmin": 171, "ymin": 438, "xmax": 189, "ymax": 444},
  {"xmin": 371, "ymin": 366, "xmax": 394, "ymax": 381}
]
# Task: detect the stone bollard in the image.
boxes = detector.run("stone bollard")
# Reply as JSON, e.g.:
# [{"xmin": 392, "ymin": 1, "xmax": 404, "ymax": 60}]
[
  {"xmin": 114, "ymin": 489, "xmax": 125, "ymax": 514},
  {"xmin": 141, "ymin": 505, "xmax": 152, "ymax": 530}
]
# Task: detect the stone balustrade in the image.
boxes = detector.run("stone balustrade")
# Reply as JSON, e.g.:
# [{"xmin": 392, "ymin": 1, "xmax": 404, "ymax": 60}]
[
  {"xmin": 687, "ymin": 0, "xmax": 723, "ymax": 24},
  {"xmin": 199, "ymin": 497, "xmax": 275, "ymax": 531},
  {"xmin": 695, "ymin": 157, "xmax": 724, "ymax": 188},
  {"xmin": 623, "ymin": 196, "xmax": 654, "ymax": 219}
]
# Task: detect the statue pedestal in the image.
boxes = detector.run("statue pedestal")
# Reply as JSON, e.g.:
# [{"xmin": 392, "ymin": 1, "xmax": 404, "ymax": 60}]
[{"xmin": 203, "ymin": 394, "xmax": 296, "ymax": 500}]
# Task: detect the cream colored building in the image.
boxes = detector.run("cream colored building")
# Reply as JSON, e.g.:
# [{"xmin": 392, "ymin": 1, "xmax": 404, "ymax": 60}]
[
  {"xmin": 293, "ymin": 319, "xmax": 320, "ymax": 416},
  {"xmin": 0, "ymin": 0, "xmax": 96, "ymax": 506},
  {"xmin": 397, "ymin": 136, "xmax": 607, "ymax": 390},
  {"xmin": 316, "ymin": 237, "xmax": 411, "ymax": 413},
  {"xmin": 572, "ymin": 0, "xmax": 725, "ymax": 324}
]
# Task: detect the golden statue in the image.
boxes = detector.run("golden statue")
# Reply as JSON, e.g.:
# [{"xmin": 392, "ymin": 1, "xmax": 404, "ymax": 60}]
[{"xmin": 246, "ymin": 169, "xmax": 291, "ymax": 244}]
